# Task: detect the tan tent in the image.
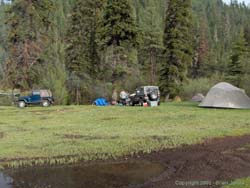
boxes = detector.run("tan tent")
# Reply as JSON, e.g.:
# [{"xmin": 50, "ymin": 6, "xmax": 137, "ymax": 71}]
[{"xmin": 199, "ymin": 82, "xmax": 250, "ymax": 109}]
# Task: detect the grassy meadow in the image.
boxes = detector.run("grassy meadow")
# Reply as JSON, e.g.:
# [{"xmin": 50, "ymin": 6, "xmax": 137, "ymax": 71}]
[{"xmin": 0, "ymin": 102, "xmax": 250, "ymax": 168}]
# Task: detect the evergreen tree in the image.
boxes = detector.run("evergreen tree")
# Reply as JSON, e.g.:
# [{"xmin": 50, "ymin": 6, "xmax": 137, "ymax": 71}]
[
  {"xmin": 0, "ymin": 2, "xmax": 8, "ymax": 80},
  {"xmin": 4, "ymin": 0, "xmax": 54, "ymax": 90},
  {"xmin": 192, "ymin": 17, "xmax": 209, "ymax": 78},
  {"xmin": 34, "ymin": 0, "xmax": 74, "ymax": 105},
  {"xmin": 65, "ymin": 0, "xmax": 104, "ymax": 104},
  {"xmin": 100, "ymin": 0, "xmax": 138, "ymax": 47},
  {"xmin": 244, "ymin": 26, "xmax": 250, "ymax": 51},
  {"xmin": 160, "ymin": 0, "xmax": 193, "ymax": 97},
  {"xmin": 227, "ymin": 30, "xmax": 247, "ymax": 87},
  {"xmin": 99, "ymin": 0, "xmax": 139, "ymax": 85},
  {"xmin": 138, "ymin": 0, "xmax": 164, "ymax": 84}
]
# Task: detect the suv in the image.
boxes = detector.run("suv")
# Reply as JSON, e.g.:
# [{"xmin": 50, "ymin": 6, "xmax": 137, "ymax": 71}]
[
  {"xmin": 18, "ymin": 90, "xmax": 54, "ymax": 108},
  {"xmin": 129, "ymin": 86, "xmax": 160, "ymax": 106}
]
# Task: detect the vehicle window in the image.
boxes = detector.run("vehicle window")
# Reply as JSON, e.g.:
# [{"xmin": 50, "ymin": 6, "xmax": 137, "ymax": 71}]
[
  {"xmin": 32, "ymin": 91, "xmax": 40, "ymax": 95},
  {"xmin": 40, "ymin": 90, "xmax": 49, "ymax": 97},
  {"xmin": 146, "ymin": 87, "xmax": 159, "ymax": 94},
  {"xmin": 140, "ymin": 87, "xmax": 144, "ymax": 94}
]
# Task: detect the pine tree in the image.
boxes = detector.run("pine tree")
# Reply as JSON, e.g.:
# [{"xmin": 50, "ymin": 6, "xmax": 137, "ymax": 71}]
[
  {"xmin": 160, "ymin": 0, "xmax": 193, "ymax": 97},
  {"xmin": 0, "ymin": 2, "xmax": 8, "ymax": 80},
  {"xmin": 192, "ymin": 17, "xmax": 209, "ymax": 78},
  {"xmin": 244, "ymin": 26, "xmax": 250, "ymax": 51},
  {"xmin": 34, "ymin": 0, "xmax": 74, "ymax": 105},
  {"xmin": 4, "ymin": 0, "xmax": 54, "ymax": 90},
  {"xmin": 99, "ymin": 0, "xmax": 139, "ymax": 85},
  {"xmin": 65, "ymin": 0, "xmax": 104, "ymax": 104},
  {"xmin": 65, "ymin": 0, "xmax": 103, "ymax": 76},
  {"xmin": 100, "ymin": 0, "xmax": 138, "ymax": 47},
  {"xmin": 227, "ymin": 30, "xmax": 247, "ymax": 87},
  {"xmin": 139, "ymin": 0, "xmax": 164, "ymax": 84}
]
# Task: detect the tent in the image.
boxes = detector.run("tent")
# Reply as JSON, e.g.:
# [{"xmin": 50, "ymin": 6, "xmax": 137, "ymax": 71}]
[
  {"xmin": 191, "ymin": 93, "xmax": 205, "ymax": 102},
  {"xmin": 199, "ymin": 82, "xmax": 250, "ymax": 109},
  {"xmin": 93, "ymin": 98, "xmax": 109, "ymax": 106}
]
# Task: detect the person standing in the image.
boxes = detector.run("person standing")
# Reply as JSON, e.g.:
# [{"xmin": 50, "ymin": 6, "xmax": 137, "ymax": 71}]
[
  {"xmin": 120, "ymin": 90, "xmax": 129, "ymax": 105},
  {"xmin": 111, "ymin": 89, "xmax": 118, "ymax": 105}
]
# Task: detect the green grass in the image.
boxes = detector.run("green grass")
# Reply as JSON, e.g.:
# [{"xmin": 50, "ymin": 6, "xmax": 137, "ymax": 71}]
[{"xmin": 0, "ymin": 102, "xmax": 250, "ymax": 168}]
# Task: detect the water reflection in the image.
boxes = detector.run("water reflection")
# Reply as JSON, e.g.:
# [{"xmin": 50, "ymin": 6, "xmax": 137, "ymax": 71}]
[
  {"xmin": 0, "ymin": 161, "xmax": 164, "ymax": 188},
  {"xmin": 0, "ymin": 172, "xmax": 12, "ymax": 188}
]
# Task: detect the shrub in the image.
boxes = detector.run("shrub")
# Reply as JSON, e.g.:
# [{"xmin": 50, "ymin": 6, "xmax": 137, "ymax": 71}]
[
  {"xmin": 37, "ymin": 64, "xmax": 68, "ymax": 105},
  {"xmin": 180, "ymin": 78, "xmax": 215, "ymax": 100},
  {"xmin": 0, "ymin": 95, "xmax": 13, "ymax": 106}
]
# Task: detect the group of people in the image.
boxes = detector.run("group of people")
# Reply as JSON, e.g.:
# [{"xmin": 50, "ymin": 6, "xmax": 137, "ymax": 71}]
[{"xmin": 111, "ymin": 89, "xmax": 129, "ymax": 106}]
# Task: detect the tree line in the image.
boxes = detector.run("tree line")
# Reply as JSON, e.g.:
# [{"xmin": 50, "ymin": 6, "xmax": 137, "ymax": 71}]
[{"xmin": 0, "ymin": 0, "xmax": 250, "ymax": 104}]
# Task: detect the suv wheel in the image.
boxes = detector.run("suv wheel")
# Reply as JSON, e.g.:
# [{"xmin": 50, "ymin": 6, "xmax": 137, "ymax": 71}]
[
  {"xmin": 129, "ymin": 101, "xmax": 134, "ymax": 106},
  {"xmin": 149, "ymin": 93, "xmax": 158, "ymax": 101},
  {"xmin": 42, "ymin": 100, "xmax": 50, "ymax": 107},
  {"xmin": 139, "ymin": 100, "xmax": 144, "ymax": 106},
  {"xmin": 18, "ymin": 101, "xmax": 26, "ymax": 108}
]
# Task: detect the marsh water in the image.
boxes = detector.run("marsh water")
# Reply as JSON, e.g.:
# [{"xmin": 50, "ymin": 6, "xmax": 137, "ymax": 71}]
[{"xmin": 0, "ymin": 161, "xmax": 164, "ymax": 188}]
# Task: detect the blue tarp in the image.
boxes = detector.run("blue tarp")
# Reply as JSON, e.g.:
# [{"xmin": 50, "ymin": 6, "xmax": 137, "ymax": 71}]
[{"xmin": 93, "ymin": 98, "xmax": 109, "ymax": 106}]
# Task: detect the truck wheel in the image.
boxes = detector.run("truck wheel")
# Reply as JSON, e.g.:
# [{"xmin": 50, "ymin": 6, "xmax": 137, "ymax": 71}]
[
  {"xmin": 42, "ymin": 100, "xmax": 50, "ymax": 107},
  {"xmin": 129, "ymin": 101, "xmax": 134, "ymax": 106},
  {"xmin": 18, "ymin": 101, "xmax": 26, "ymax": 108}
]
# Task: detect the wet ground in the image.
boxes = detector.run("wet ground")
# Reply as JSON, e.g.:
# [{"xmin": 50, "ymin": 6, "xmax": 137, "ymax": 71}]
[
  {"xmin": 0, "ymin": 161, "xmax": 164, "ymax": 188},
  {"xmin": 139, "ymin": 135, "xmax": 250, "ymax": 188},
  {"xmin": 1, "ymin": 135, "xmax": 250, "ymax": 188}
]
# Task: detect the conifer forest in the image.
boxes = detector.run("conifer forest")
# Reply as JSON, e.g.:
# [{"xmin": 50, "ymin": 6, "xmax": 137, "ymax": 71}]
[{"xmin": 0, "ymin": 0, "xmax": 250, "ymax": 104}]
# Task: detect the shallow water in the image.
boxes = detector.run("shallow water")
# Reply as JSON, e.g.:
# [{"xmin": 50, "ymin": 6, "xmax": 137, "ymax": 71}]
[{"xmin": 0, "ymin": 161, "xmax": 164, "ymax": 188}]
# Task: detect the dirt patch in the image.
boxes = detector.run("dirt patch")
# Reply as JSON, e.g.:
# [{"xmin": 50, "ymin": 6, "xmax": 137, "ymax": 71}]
[
  {"xmin": 60, "ymin": 134, "xmax": 119, "ymax": 140},
  {"xmin": 0, "ymin": 132, "xmax": 4, "ymax": 139},
  {"xmin": 100, "ymin": 117, "xmax": 118, "ymax": 121},
  {"xmin": 30, "ymin": 108, "xmax": 76, "ymax": 115},
  {"xmin": 147, "ymin": 135, "xmax": 173, "ymax": 142},
  {"xmin": 39, "ymin": 116, "xmax": 49, "ymax": 120},
  {"xmin": 135, "ymin": 135, "xmax": 250, "ymax": 188}
]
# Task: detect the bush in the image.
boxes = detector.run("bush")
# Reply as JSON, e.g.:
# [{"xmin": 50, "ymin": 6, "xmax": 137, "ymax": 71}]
[
  {"xmin": 180, "ymin": 78, "xmax": 215, "ymax": 100},
  {"xmin": 241, "ymin": 75, "xmax": 250, "ymax": 96},
  {"xmin": 37, "ymin": 64, "xmax": 68, "ymax": 105},
  {"xmin": 0, "ymin": 95, "xmax": 13, "ymax": 106}
]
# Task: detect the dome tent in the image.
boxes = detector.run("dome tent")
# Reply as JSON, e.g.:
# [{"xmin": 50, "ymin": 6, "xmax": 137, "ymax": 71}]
[
  {"xmin": 199, "ymin": 82, "xmax": 250, "ymax": 109},
  {"xmin": 191, "ymin": 93, "xmax": 205, "ymax": 102}
]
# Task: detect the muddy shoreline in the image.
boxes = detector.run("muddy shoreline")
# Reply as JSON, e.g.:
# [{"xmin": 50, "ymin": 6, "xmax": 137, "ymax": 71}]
[
  {"xmin": 135, "ymin": 135, "xmax": 250, "ymax": 188},
  {"xmin": 1, "ymin": 135, "xmax": 250, "ymax": 188}
]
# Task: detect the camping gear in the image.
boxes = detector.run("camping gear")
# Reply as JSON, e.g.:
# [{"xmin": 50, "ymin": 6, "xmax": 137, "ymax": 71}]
[
  {"xmin": 191, "ymin": 93, "xmax": 205, "ymax": 102},
  {"xmin": 173, "ymin": 96, "xmax": 182, "ymax": 102},
  {"xmin": 112, "ymin": 90, "xmax": 118, "ymax": 102},
  {"xmin": 93, "ymin": 98, "xmax": 109, "ymax": 106},
  {"xmin": 148, "ymin": 101, "xmax": 158, "ymax": 107},
  {"xmin": 119, "ymin": 90, "xmax": 130, "ymax": 106},
  {"xmin": 199, "ymin": 82, "xmax": 250, "ymax": 109},
  {"xmin": 129, "ymin": 86, "xmax": 160, "ymax": 106}
]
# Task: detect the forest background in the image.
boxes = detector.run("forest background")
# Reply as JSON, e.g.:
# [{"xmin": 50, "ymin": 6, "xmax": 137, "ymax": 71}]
[{"xmin": 0, "ymin": 0, "xmax": 250, "ymax": 105}]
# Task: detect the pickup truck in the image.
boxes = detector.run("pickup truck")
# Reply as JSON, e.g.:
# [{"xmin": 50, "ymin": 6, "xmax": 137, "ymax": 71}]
[{"xmin": 18, "ymin": 90, "xmax": 54, "ymax": 108}]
